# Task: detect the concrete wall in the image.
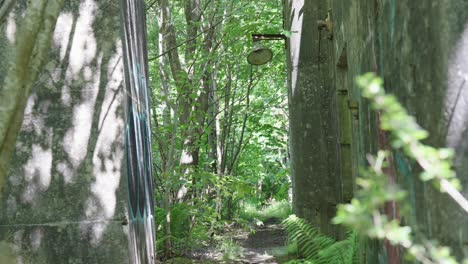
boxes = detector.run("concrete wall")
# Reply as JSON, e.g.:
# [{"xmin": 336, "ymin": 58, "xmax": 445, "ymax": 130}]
[
  {"xmin": 285, "ymin": 0, "xmax": 344, "ymax": 239},
  {"xmin": 286, "ymin": 0, "xmax": 468, "ymax": 261},
  {"xmin": 0, "ymin": 1, "xmax": 131, "ymax": 263}
]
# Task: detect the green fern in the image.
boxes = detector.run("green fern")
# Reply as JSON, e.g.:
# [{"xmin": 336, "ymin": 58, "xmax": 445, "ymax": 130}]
[
  {"xmin": 316, "ymin": 231, "xmax": 359, "ymax": 264},
  {"xmin": 282, "ymin": 215, "xmax": 359, "ymax": 264}
]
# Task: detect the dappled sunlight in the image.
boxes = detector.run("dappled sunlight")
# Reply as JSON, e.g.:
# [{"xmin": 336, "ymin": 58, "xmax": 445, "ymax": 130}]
[
  {"xmin": 82, "ymin": 47, "xmax": 125, "ymax": 245},
  {"xmin": 61, "ymin": 83, "xmax": 99, "ymax": 183},
  {"xmin": 242, "ymin": 250, "xmax": 275, "ymax": 263},
  {"xmin": 22, "ymin": 94, "xmax": 51, "ymax": 136},
  {"xmin": 68, "ymin": 0, "xmax": 98, "ymax": 76},
  {"xmin": 53, "ymin": 12, "xmax": 74, "ymax": 61},
  {"xmin": 5, "ymin": 12, "xmax": 16, "ymax": 44},
  {"xmin": 288, "ymin": 0, "xmax": 303, "ymax": 97},
  {"xmin": 11, "ymin": 91, "xmax": 55, "ymax": 205},
  {"xmin": 0, "ymin": 0, "xmax": 130, "ymax": 261},
  {"xmin": 21, "ymin": 144, "xmax": 52, "ymax": 204},
  {"xmin": 57, "ymin": 1, "xmax": 101, "ymax": 184}
]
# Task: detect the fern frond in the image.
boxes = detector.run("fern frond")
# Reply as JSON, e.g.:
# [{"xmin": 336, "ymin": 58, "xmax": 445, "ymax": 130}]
[
  {"xmin": 282, "ymin": 215, "xmax": 335, "ymax": 260},
  {"xmin": 317, "ymin": 236, "xmax": 351, "ymax": 263},
  {"xmin": 348, "ymin": 231, "xmax": 361, "ymax": 264},
  {"xmin": 282, "ymin": 215, "xmax": 360, "ymax": 264}
]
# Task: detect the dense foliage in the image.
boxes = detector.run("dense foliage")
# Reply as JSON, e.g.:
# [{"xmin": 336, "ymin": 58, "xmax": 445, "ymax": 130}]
[
  {"xmin": 145, "ymin": 0, "xmax": 468, "ymax": 262},
  {"xmin": 146, "ymin": 0, "xmax": 289, "ymax": 257}
]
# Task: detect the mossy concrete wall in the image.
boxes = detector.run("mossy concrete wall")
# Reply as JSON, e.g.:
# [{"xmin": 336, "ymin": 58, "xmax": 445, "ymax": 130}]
[
  {"xmin": 285, "ymin": 0, "xmax": 343, "ymax": 239},
  {"xmin": 286, "ymin": 0, "xmax": 468, "ymax": 261},
  {"xmin": 0, "ymin": 1, "xmax": 131, "ymax": 263}
]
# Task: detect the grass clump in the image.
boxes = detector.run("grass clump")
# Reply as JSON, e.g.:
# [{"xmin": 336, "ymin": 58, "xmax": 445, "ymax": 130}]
[{"xmin": 240, "ymin": 200, "xmax": 291, "ymax": 222}]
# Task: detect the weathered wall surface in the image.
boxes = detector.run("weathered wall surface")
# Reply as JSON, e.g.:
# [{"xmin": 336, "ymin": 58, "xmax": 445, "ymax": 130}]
[
  {"xmin": 286, "ymin": 0, "xmax": 468, "ymax": 262},
  {"xmin": 0, "ymin": 1, "xmax": 131, "ymax": 263},
  {"xmin": 285, "ymin": 0, "xmax": 344, "ymax": 239}
]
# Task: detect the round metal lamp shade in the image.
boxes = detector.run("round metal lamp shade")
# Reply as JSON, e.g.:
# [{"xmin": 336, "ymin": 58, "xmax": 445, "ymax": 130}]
[{"xmin": 247, "ymin": 45, "xmax": 273, "ymax": 65}]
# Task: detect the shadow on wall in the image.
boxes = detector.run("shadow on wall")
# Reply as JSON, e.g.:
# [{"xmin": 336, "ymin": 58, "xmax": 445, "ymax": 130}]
[{"xmin": 0, "ymin": 0, "xmax": 130, "ymax": 262}]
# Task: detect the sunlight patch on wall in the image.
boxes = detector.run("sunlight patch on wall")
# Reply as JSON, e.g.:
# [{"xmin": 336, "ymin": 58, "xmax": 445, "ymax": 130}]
[
  {"xmin": 289, "ymin": 0, "xmax": 303, "ymax": 97},
  {"xmin": 62, "ymin": 98, "xmax": 96, "ymax": 179},
  {"xmin": 51, "ymin": 12, "xmax": 74, "ymax": 107},
  {"xmin": 61, "ymin": 52, "xmax": 102, "ymax": 183},
  {"xmin": 21, "ymin": 94, "xmax": 52, "ymax": 137},
  {"xmin": 81, "ymin": 46, "xmax": 124, "ymax": 246},
  {"xmin": 53, "ymin": 12, "xmax": 74, "ymax": 62},
  {"xmin": 55, "ymin": 0, "xmax": 102, "ymax": 184},
  {"xmin": 21, "ymin": 144, "xmax": 53, "ymax": 204},
  {"xmin": 108, "ymin": 41, "xmax": 124, "ymax": 84},
  {"xmin": 6, "ymin": 12, "xmax": 16, "ymax": 44},
  {"xmin": 68, "ymin": 0, "xmax": 97, "ymax": 76}
]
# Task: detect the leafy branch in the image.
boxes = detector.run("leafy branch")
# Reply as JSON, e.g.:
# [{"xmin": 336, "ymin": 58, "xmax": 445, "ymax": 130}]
[
  {"xmin": 334, "ymin": 73, "xmax": 468, "ymax": 264},
  {"xmin": 357, "ymin": 73, "xmax": 468, "ymax": 212}
]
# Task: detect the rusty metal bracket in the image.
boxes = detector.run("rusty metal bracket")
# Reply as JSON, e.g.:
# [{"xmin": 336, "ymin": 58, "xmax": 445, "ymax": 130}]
[
  {"xmin": 252, "ymin": 33, "xmax": 287, "ymax": 50},
  {"xmin": 317, "ymin": 10, "xmax": 334, "ymax": 40}
]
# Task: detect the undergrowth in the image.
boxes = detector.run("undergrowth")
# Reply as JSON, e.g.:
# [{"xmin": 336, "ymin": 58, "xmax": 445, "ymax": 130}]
[
  {"xmin": 240, "ymin": 199, "xmax": 291, "ymax": 222},
  {"xmin": 216, "ymin": 238, "xmax": 245, "ymax": 261},
  {"xmin": 282, "ymin": 215, "xmax": 359, "ymax": 264}
]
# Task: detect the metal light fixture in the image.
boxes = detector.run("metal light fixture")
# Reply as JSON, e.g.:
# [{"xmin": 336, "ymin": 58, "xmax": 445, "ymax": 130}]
[
  {"xmin": 247, "ymin": 43, "xmax": 273, "ymax": 66},
  {"xmin": 247, "ymin": 34, "xmax": 286, "ymax": 66}
]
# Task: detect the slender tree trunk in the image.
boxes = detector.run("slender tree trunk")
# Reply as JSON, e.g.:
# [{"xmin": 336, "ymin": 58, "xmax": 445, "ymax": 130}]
[{"xmin": 162, "ymin": 179, "xmax": 173, "ymax": 257}]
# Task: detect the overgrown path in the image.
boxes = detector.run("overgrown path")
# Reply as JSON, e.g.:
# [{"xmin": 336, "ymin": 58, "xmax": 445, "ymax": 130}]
[
  {"xmin": 164, "ymin": 218, "xmax": 291, "ymax": 264},
  {"xmin": 238, "ymin": 218, "xmax": 289, "ymax": 263}
]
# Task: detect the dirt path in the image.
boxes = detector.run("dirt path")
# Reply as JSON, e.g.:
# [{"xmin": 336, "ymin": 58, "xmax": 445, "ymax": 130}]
[
  {"xmin": 237, "ymin": 218, "xmax": 288, "ymax": 263},
  {"xmin": 164, "ymin": 218, "xmax": 291, "ymax": 264}
]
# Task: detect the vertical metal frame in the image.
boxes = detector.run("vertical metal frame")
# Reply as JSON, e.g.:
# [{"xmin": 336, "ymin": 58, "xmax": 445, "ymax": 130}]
[{"xmin": 120, "ymin": 0, "xmax": 156, "ymax": 263}]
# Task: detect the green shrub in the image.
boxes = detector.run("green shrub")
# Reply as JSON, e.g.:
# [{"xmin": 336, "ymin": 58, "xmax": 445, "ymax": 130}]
[{"xmin": 155, "ymin": 202, "xmax": 197, "ymax": 255}]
